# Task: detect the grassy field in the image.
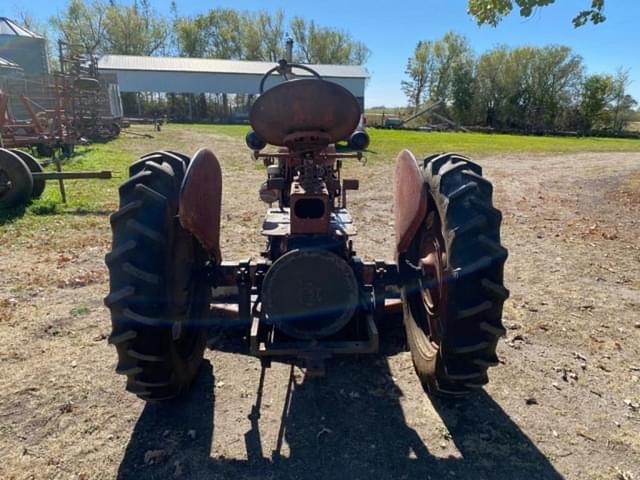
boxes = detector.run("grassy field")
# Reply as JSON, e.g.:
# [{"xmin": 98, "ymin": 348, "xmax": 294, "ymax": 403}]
[
  {"xmin": 180, "ymin": 123, "xmax": 640, "ymax": 155},
  {"xmin": 2, "ymin": 122, "xmax": 640, "ymax": 233}
]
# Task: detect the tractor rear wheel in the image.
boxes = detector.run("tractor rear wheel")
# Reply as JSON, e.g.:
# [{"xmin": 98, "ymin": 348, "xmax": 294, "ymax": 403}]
[
  {"xmin": 0, "ymin": 149, "xmax": 34, "ymax": 209},
  {"xmin": 402, "ymin": 153, "xmax": 509, "ymax": 397},
  {"xmin": 105, "ymin": 152, "xmax": 211, "ymax": 401}
]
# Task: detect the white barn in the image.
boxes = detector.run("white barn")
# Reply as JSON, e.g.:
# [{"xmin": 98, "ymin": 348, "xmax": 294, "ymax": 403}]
[{"xmin": 97, "ymin": 55, "xmax": 368, "ymax": 108}]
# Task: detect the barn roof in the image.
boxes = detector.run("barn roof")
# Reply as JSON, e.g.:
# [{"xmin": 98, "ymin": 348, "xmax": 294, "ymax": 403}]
[
  {"xmin": 0, "ymin": 55, "xmax": 21, "ymax": 68},
  {"xmin": 0, "ymin": 17, "xmax": 42, "ymax": 38},
  {"xmin": 98, "ymin": 54, "xmax": 369, "ymax": 79}
]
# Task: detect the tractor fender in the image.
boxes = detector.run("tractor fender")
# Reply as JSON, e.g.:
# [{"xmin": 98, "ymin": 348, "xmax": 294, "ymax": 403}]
[
  {"xmin": 394, "ymin": 149, "xmax": 427, "ymax": 255},
  {"xmin": 179, "ymin": 148, "xmax": 223, "ymax": 263}
]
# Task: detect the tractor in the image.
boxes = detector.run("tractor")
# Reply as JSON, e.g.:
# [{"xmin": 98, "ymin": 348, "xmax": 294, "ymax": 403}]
[{"xmin": 104, "ymin": 61, "xmax": 509, "ymax": 401}]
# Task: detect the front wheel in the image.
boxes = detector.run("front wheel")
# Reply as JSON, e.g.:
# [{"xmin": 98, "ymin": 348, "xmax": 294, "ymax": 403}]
[
  {"xmin": 402, "ymin": 153, "xmax": 509, "ymax": 397},
  {"xmin": 104, "ymin": 152, "xmax": 211, "ymax": 401}
]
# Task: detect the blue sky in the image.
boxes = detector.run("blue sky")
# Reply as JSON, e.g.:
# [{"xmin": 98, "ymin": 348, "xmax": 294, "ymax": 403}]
[{"xmin": 4, "ymin": 0, "xmax": 639, "ymax": 107}]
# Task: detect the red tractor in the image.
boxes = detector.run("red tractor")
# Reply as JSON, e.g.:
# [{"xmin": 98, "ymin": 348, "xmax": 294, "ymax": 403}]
[{"xmin": 105, "ymin": 62, "xmax": 508, "ymax": 401}]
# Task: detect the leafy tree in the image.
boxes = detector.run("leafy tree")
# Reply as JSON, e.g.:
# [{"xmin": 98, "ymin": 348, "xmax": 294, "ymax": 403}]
[
  {"xmin": 174, "ymin": 16, "xmax": 208, "ymax": 58},
  {"xmin": 401, "ymin": 33, "xmax": 474, "ymax": 118},
  {"xmin": 528, "ymin": 46, "xmax": 584, "ymax": 130},
  {"xmin": 580, "ymin": 74, "xmax": 612, "ymax": 130},
  {"xmin": 400, "ymin": 41, "xmax": 434, "ymax": 111},
  {"xmin": 290, "ymin": 17, "xmax": 370, "ymax": 65},
  {"xmin": 50, "ymin": 0, "xmax": 107, "ymax": 54},
  {"xmin": 257, "ymin": 10, "xmax": 285, "ymax": 62},
  {"xmin": 430, "ymin": 32, "xmax": 473, "ymax": 103},
  {"xmin": 202, "ymin": 9, "xmax": 244, "ymax": 59},
  {"xmin": 450, "ymin": 60, "xmax": 475, "ymax": 123},
  {"xmin": 473, "ymin": 46, "xmax": 510, "ymax": 126},
  {"xmin": 467, "ymin": 0, "xmax": 606, "ymax": 27},
  {"xmin": 51, "ymin": 0, "xmax": 169, "ymax": 56},
  {"xmin": 471, "ymin": 45, "xmax": 584, "ymax": 130},
  {"xmin": 104, "ymin": 0, "xmax": 169, "ymax": 56}
]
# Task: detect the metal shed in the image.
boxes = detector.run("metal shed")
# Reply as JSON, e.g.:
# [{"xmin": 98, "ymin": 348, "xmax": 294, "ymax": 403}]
[
  {"xmin": 97, "ymin": 55, "xmax": 368, "ymax": 107},
  {"xmin": 0, "ymin": 56, "xmax": 23, "ymax": 76},
  {"xmin": 0, "ymin": 17, "xmax": 49, "ymax": 76}
]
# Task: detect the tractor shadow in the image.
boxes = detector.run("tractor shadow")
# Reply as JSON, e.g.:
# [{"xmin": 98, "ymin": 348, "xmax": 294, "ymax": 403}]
[{"xmin": 118, "ymin": 334, "xmax": 562, "ymax": 480}]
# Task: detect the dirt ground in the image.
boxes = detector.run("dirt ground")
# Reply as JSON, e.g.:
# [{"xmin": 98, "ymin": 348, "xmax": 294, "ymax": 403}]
[{"xmin": 1, "ymin": 129, "xmax": 639, "ymax": 480}]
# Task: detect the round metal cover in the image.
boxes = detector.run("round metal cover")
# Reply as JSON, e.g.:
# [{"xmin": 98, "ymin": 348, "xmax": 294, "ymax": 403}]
[
  {"xmin": 261, "ymin": 249, "xmax": 359, "ymax": 339},
  {"xmin": 250, "ymin": 78, "xmax": 361, "ymax": 147}
]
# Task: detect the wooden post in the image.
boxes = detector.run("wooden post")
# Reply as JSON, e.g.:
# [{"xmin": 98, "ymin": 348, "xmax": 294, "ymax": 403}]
[{"xmin": 53, "ymin": 151, "xmax": 67, "ymax": 204}]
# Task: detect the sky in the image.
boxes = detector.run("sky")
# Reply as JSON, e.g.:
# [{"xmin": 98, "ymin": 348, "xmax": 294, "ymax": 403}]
[{"xmin": 3, "ymin": 0, "xmax": 639, "ymax": 108}]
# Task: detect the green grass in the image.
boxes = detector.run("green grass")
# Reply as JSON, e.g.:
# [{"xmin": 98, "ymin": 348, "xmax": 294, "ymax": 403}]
[
  {"xmin": 365, "ymin": 128, "xmax": 640, "ymax": 159},
  {"xmin": 1, "ymin": 123, "xmax": 639, "ymax": 237},
  {"xmin": 165, "ymin": 123, "xmax": 640, "ymax": 157}
]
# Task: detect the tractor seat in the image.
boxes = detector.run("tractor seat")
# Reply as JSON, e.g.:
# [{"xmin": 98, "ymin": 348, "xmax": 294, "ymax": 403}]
[{"xmin": 250, "ymin": 78, "xmax": 361, "ymax": 147}]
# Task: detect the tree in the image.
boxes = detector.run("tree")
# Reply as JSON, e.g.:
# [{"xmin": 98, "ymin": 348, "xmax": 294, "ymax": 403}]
[
  {"xmin": 610, "ymin": 68, "xmax": 637, "ymax": 131},
  {"xmin": 471, "ymin": 44, "xmax": 584, "ymax": 131},
  {"xmin": 51, "ymin": 0, "xmax": 169, "ymax": 56},
  {"xmin": 467, "ymin": 0, "xmax": 606, "ymax": 28},
  {"xmin": 257, "ymin": 10, "xmax": 285, "ymax": 62},
  {"xmin": 528, "ymin": 46, "xmax": 584, "ymax": 130},
  {"xmin": 103, "ymin": 0, "xmax": 169, "ymax": 56},
  {"xmin": 50, "ymin": 0, "xmax": 107, "ymax": 54},
  {"xmin": 473, "ymin": 46, "xmax": 510, "ymax": 127},
  {"xmin": 580, "ymin": 74, "xmax": 612, "ymax": 130},
  {"xmin": 401, "ymin": 33, "xmax": 474, "ymax": 117},
  {"xmin": 290, "ymin": 17, "xmax": 370, "ymax": 65},
  {"xmin": 401, "ymin": 41, "xmax": 434, "ymax": 111},
  {"xmin": 430, "ymin": 32, "xmax": 473, "ymax": 103},
  {"xmin": 174, "ymin": 16, "xmax": 208, "ymax": 58},
  {"xmin": 450, "ymin": 60, "xmax": 476, "ymax": 124}
]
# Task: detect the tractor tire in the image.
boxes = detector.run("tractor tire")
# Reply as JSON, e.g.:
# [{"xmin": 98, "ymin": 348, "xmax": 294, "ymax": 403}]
[
  {"xmin": 402, "ymin": 153, "xmax": 509, "ymax": 397},
  {"xmin": 129, "ymin": 151, "xmax": 187, "ymax": 183},
  {"xmin": 104, "ymin": 153, "xmax": 211, "ymax": 401},
  {"xmin": 10, "ymin": 149, "xmax": 45, "ymax": 198},
  {"xmin": 0, "ymin": 149, "xmax": 34, "ymax": 209}
]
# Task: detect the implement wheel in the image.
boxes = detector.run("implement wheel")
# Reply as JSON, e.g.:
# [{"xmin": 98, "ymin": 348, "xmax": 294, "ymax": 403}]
[
  {"xmin": 10, "ymin": 149, "xmax": 45, "ymax": 198},
  {"xmin": 401, "ymin": 153, "xmax": 509, "ymax": 397},
  {"xmin": 0, "ymin": 148, "xmax": 34, "ymax": 209},
  {"xmin": 104, "ymin": 151, "xmax": 211, "ymax": 401}
]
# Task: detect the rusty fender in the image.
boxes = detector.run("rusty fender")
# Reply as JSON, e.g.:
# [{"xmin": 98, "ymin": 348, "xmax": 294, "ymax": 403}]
[
  {"xmin": 393, "ymin": 149, "xmax": 427, "ymax": 255},
  {"xmin": 179, "ymin": 148, "xmax": 223, "ymax": 263}
]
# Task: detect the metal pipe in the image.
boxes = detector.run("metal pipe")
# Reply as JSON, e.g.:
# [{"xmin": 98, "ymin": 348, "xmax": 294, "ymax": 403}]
[
  {"xmin": 32, "ymin": 171, "xmax": 112, "ymax": 180},
  {"xmin": 285, "ymin": 37, "xmax": 293, "ymax": 63}
]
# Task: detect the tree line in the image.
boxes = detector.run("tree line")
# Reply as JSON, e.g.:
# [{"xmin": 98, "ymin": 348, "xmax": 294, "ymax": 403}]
[
  {"xmin": 43, "ymin": 0, "xmax": 369, "ymax": 118},
  {"xmin": 401, "ymin": 32, "xmax": 637, "ymax": 133},
  {"xmin": 49, "ymin": 0, "xmax": 369, "ymax": 63}
]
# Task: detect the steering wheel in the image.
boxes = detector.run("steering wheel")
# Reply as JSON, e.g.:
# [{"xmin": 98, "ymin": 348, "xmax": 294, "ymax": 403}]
[{"xmin": 259, "ymin": 59, "xmax": 323, "ymax": 94}]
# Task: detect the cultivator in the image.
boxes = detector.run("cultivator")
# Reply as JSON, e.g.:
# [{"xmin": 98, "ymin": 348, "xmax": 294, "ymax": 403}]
[
  {"xmin": 105, "ymin": 60, "xmax": 509, "ymax": 401},
  {"xmin": 0, "ymin": 40, "xmax": 123, "ymax": 151},
  {"xmin": 57, "ymin": 41, "xmax": 123, "ymax": 142},
  {"xmin": 0, "ymin": 42, "xmax": 123, "ymax": 209}
]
